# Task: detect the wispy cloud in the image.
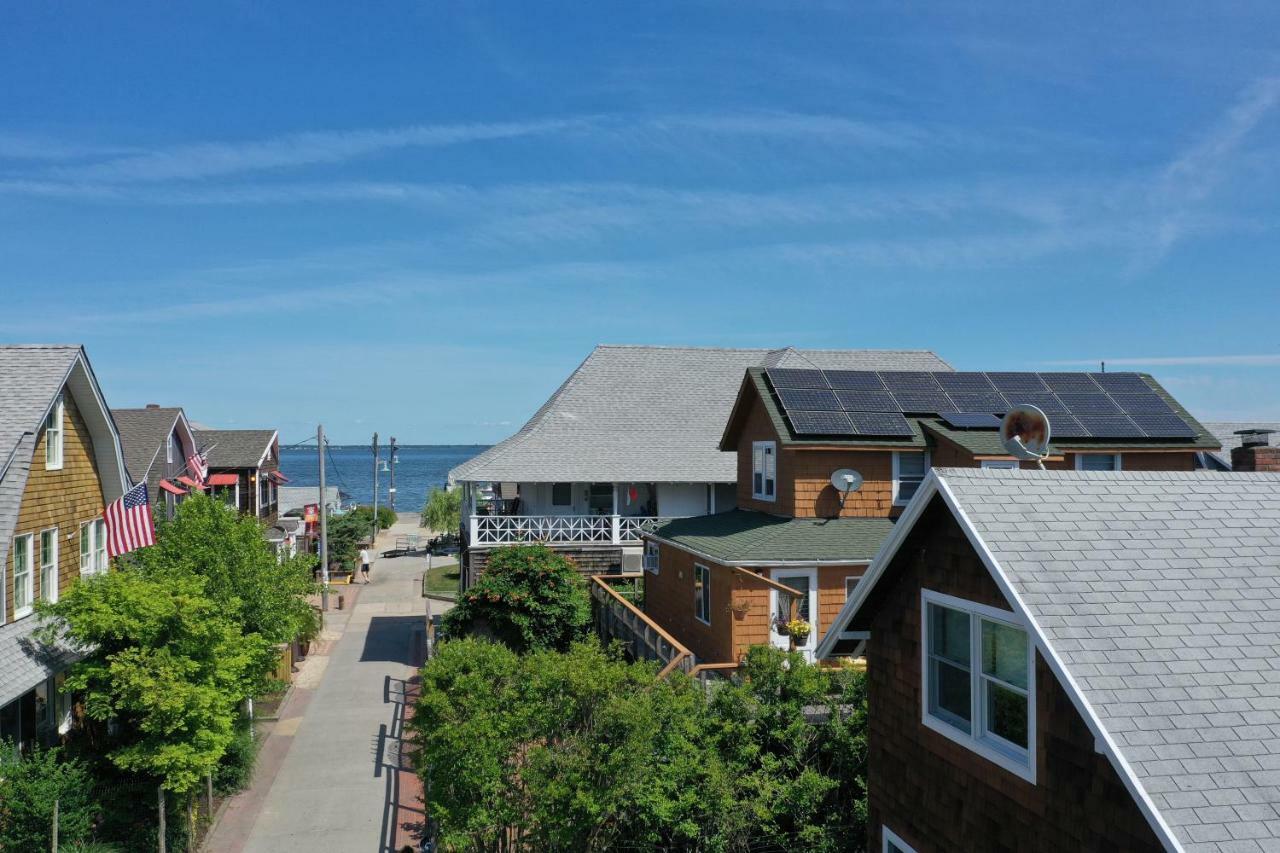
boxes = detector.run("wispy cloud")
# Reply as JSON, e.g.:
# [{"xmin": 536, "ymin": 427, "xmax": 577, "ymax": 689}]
[
  {"xmin": 0, "ymin": 132, "xmax": 138, "ymax": 162},
  {"xmin": 1044, "ymin": 354, "xmax": 1280, "ymax": 367}
]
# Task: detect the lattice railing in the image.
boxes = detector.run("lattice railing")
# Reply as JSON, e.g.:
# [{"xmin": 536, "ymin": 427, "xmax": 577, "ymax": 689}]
[
  {"xmin": 618, "ymin": 516, "xmax": 673, "ymax": 541},
  {"xmin": 470, "ymin": 514, "xmax": 671, "ymax": 546}
]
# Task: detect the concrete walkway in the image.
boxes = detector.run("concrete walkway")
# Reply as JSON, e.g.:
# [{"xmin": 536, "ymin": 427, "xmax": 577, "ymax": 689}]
[{"xmin": 206, "ymin": 516, "xmax": 448, "ymax": 853}]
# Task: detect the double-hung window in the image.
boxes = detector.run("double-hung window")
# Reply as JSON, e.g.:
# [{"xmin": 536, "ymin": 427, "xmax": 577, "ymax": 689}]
[
  {"xmin": 12, "ymin": 534, "xmax": 34, "ymax": 618},
  {"xmin": 643, "ymin": 540, "xmax": 660, "ymax": 575},
  {"xmin": 1076, "ymin": 453, "xmax": 1121, "ymax": 471},
  {"xmin": 80, "ymin": 520, "xmax": 108, "ymax": 576},
  {"xmin": 893, "ymin": 451, "xmax": 929, "ymax": 505},
  {"xmin": 922, "ymin": 589, "xmax": 1034, "ymax": 781},
  {"xmin": 752, "ymin": 441, "xmax": 776, "ymax": 501},
  {"xmin": 694, "ymin": 563, "xmax": 711, "ymax": 625},
  {"xmin": 39, "ymin": 528, "xmax": 58, "ymax": 603},
  {"xmin": 45, "ymin": 396, "xmax": 64, "ymax": 470}
]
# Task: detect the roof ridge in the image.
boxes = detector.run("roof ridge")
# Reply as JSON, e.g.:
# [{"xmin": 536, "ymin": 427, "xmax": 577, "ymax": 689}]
[{"xmin": 938, "ymin": 467, "xmax": 1280, "ymax": 480}]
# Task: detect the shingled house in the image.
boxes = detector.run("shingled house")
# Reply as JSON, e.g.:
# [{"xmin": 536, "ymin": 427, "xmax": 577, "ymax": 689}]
[
  {"xmin": 195, "ymin": 429, "xmax": 283, "ymax": 524},
  {"xmin": 817, "ymin": 468, "xmax": 1280, "ymax": 853},
  {"xmin": 0, "ymin": 345, "xmax": 129, "ymax": 752},
  {"xmin": 113, "ymin": 405, "xmax": 199, "ymax": 519},
  {"xmin": 449, "ymin": 345, "xmax": 953, "ymax": 589},
  {"xmin": 644, "ymin": 367, "xmax": 1219, "ymax": 664}
]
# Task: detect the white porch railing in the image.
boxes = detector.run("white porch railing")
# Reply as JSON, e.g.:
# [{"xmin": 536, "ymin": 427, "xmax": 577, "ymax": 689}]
[{"xmin": 469, "ymin": 514, "xmax": 674, "ymax": 546}]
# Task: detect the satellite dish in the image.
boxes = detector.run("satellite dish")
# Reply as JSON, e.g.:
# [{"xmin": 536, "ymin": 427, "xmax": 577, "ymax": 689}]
[
  {"xmin": 1000, "ymin": 405, "xmax": 1051, "ymax": 463},
  {"xmin": 829, "ymin": 468, "xmax": 863, "ymax": 513}
]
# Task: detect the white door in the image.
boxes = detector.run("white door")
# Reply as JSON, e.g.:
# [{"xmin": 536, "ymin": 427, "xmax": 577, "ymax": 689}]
[{"xmin": 770, "ymin": 568, "xmax": 818, "ymax": 659}]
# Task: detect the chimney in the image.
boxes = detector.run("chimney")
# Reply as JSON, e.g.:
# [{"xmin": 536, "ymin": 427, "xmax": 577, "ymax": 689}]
[
  {"xmin": 1231, "ymin": 429, "xmax": 1280, "ymax": 472},
  {"xmin": 146, "ymin": 403, "xmax": 160, "ymax": 409}
]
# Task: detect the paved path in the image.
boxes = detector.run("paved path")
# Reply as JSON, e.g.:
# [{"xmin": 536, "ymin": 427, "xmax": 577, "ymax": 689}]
[{"xmin": 206, "ymin": 517, "xmax": 449, "ymax": 853}]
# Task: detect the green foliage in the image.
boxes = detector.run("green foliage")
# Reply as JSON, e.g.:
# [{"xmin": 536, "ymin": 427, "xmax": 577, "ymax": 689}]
[
  {"xmin": 212, "ymin": 717, "xmax": 257, "ymax": 795},
  {"xmin": 411, "ymin": 641, "xmax": 868, "ymax": 851},
  {"xmin": 324, "ymin": 510, "xmax": 366, "ymax": 570},
  {"xmin": 347, "ymin": 504, "xmax": 396, "ymax": 535},
  {"xmin": 0, "ymin": 740, "xmax": 97, "ymax": 850},
  {"xmin": 441, "ymin": 545, "xmax": 590, "ymax": 653},
  {"xmin": 421, "ymin": 486, "xmax": 461, "ymax": 533}
]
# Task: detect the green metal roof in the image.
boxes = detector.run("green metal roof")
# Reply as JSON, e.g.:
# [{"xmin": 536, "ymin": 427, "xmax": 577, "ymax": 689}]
[{"xmin": 649, "ymin": 509, "xmax": 894, "ymax": 564}]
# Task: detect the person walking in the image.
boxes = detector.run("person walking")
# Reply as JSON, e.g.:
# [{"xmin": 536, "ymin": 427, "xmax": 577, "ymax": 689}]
[{"xmin": 359, "ymin": 545, "xmax": 373, "ymax": 584}]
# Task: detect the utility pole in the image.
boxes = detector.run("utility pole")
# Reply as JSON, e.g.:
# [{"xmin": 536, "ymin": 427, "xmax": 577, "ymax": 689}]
[
  {"xmin": 318, "ymin": 424, "xmax": 330, "ymax": 612},
  {"xmin": 371, "ymin": 432, "xmax": 380, "ymax": 547},
  {"xmin": 388, "ymin": 435, "xmax": 398, "ymax": 512}
]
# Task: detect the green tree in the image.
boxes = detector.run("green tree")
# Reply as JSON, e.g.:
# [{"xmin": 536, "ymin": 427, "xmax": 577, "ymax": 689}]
[
  {"xmin": 0, "ymin": 740, "xmax": 97, "ymax": 850},
  {"xmin": 441, "ymin": 545, "xmax": 590, "ymax": 653},
  {"xmin": 324, "ymin": 510, "xmax": 366, "ymax": 571},
  {"xmin": 421, "ymin": 486, "xmax": 461, "ymax": 533}
]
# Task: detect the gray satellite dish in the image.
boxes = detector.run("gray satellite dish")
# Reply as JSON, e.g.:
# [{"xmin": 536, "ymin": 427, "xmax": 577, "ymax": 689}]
[
  {"xmin": 1000, "ymin": 405, "xmax": 1051, "ymax": 466},
  {"xmin": 830, "ymin": 468, "xmax": 863, "ymax": 511}
]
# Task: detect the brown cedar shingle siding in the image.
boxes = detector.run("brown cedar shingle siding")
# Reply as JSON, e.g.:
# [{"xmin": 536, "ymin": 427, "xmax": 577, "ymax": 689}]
[{"xmin": 857, "ymin": 498, "xmax": 1162, "ymax": 853}]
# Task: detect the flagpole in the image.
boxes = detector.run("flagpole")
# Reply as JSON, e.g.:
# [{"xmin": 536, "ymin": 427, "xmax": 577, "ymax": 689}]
[{"xmin": 318, "ymin": 424, "xmax": 330, "ymax": 612}]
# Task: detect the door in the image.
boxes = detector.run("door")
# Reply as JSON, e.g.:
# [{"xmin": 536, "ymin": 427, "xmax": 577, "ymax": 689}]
[{"xmin": 770, "ymin": 568, "xmax": 818, "ymax": 659}]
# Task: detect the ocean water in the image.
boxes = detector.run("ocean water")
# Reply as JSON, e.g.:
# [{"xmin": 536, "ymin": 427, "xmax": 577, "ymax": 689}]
[{"xmin": 279, "ymin": 444, "xmax": 488, "ymax": 510}]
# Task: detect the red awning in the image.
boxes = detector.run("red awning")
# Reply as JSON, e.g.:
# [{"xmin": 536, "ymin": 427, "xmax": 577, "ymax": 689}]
[
  {"xmin": 177, "ymin": 476, "xmax": 206, "ymax": 491},
  {"xmin": 159, "ymin": 479, "xmax": 187, "ymax": 496},
  {"xmin": 208, "ymin": 473, "xmax": 239, "ymax": 486},
  {"xmin": 269, "ymin": 471, "xmax": 290, "ymax": 484}
]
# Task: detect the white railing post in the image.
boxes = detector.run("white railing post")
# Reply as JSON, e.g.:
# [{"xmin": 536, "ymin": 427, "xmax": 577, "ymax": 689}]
[
  {"xmin": 611, "ymin": 514, "xmax": 621, "ymax": 545},
  {"xmin": 469, "ymin": 515, "xmax": 479, "ymax": 543}
]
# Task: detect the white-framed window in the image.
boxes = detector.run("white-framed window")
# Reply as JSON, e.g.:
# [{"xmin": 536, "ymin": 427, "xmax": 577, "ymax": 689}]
[
  {"xmin": 752, "ymin": 441, "xmax": 776, "ymax": 501},
  {"xmin": 1076, "ymin": 453, "xmax": 1121, "ymax": 471},
  {"xmin": 694, "ymin": 563, "xmax": 711, "ymax": 625},
  {"xmin": 845, "ymin": 576, "xmax": 860, "ymax": 600},
  {"xmin": 643, "ymin": 540, "xmax": 660, "ymax": 575},
  {"xmin": 883, "ymin": 826, "xmax": 918, "ymax": 853},
  {"xmin": 921, "ymin": 589, "xmax": 1035, "ymax": 782},
  {"xmin": 80, "ymin": 520, "xmax": 108, "ymax": 576},
  {"xmin": 980, "ymin": 460, "xmax": 1019, "ymax": 470},
  {"xmin": 12, "ymin": 533, "xmax": 34, "ymax": 618},
  {"xmin": 39, "ymin": 527, "xmax": 58, "ymax": 603},
  {"xmin": 45, "ymin": 396, "xmax": 64, "ymax": 470},
  {"xmin": 551, "ymin": 482, "xmax": 573, "ymax": 507},
  {"xmin": 892, "ymin": 451, "xmax": 929, "ymax": 506}
]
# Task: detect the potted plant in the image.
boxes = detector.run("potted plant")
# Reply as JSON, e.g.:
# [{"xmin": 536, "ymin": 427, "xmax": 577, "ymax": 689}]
[
  {"xmin": 785, "ymin": 619, "xmax": 812, "ymax": 644},
  {"xmin": 729, "ymin": 598, "xmax": 752, "ymax": 619},
  {"xmin": 296, "ymin": 606, "xmax": 323, "ymax": 658}
]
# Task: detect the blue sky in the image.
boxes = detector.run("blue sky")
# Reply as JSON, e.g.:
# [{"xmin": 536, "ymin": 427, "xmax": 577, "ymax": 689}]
[{"xmin": 2, "ymin": 2, "xmax": 1279, "ymax": 443}]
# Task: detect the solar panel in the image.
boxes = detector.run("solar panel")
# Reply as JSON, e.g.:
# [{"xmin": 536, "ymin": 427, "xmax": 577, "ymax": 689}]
[
  {"xmin": 767, "ymin": 368, "xmax": 828, "ymax": 389},
  {"xmin": 777, "ymin": 387, "xmax": 840, "ymax": 412},
  {"xmin": 834, "ymin": 390, "xmax": 900, "ymax": 412},
  {"xmin": 1047, "ymin": 414, "xmax": 1090, "ymax": 438},
  {"xmin": 1040, "ymin": 373, "xmax": 1102, "ymax": 394},
  {"xmin": 879, "ymin": 371, "xmax": 942, "ymax": 391},
  {"xmin": 1109, "ymin": 393, "xmax": 1175, "ymax": 415},
  {"xmin": 1056, "ymin": 393, "xmax": 1123, "ymax": 415},
  {"xmin": 1090, "ymin": 372, "xmax": 1152, "ymax": 393},
  {"xmin": 1006, "ymin": 392, "xmax": 1069, "ymax": 414},
  {"xmin": 891, "ymin": 391, "xmax": 956, "ymax": 413},
  {"xmin": 824, "ymin": 370, "xmax": 887, "ymax": 391},
  {"xmin": 941, "ymin": 412, "xmax": 1002, "ymax": 429},
  {"xmin": 1128, "ymin": 413, "xmax": 1197, "ymax": 438},
  {"xmin": 935, "ymin": 372, "xmax": 997, "ymax": 393},
  {"xmin": 986, "ymin": 372, "xmax": 1049, "ymax": 393},
  {"xmin": 846, "ymin": 411, "xmax": 915, "ymax": 436},
  {"xmin": 946, "ymin": 392, "xmax": 1009, "ymax": 413},
  {"xmin": 1074, "ymin": 414, "xmax": 1145, "ymax": 438},
  {"xmin": 787, "ymin": 410, "xmax": 856, "ymax": 435}
]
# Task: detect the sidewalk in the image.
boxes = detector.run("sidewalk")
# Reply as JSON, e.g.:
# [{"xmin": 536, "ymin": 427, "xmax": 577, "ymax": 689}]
[{"xmin": 205, "ymin": 516, "xmax": 445, "ymax": 853}]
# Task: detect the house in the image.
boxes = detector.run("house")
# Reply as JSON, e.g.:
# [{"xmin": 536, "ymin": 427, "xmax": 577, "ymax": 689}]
[
  {"xmin": 1201, "ymin": 422, "xmax": 1280, "ymax": 470},
  {"xmin": 644, "ymin": 367, "xmax": 1220, "ymax": 664},
  {"xmin": 0, "ymin": 345, "xmax": 129, "ymax": 752},
  {"xmin": 194, "ymin": 428, "xmax": 284, "ymax": 523},
  {"xmin": 448, "ymin": 344, "xmax": 953, "ymax": 588},
  {"xmin": 816, "ymin": 467, "xmax": 1280, "ymax": 853},
  {"xmin": 278, "ymin": 485, "xmax": 345, "ymax": 518},
  {"xmin": 112, "ymin": 404, "xmax": 199, "ymax": 519}
]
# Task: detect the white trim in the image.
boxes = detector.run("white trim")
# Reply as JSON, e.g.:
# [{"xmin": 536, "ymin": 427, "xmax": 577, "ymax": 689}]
[
  {"xmin": 39, "ymin": 526, "xmax": 58, "ymax": 604},
  {"xmin": 844, "ymin": 575, "xmax": 859, "ymax": 599},
  {"xmin": 920, "ymin": 588, "xmax": 1036, "ymax": 784},
  {"xmin": 44, "ymin": 395, "xmax": 64, "ymax": 470},
  {"xmin": 1075, "ymin": 452, "xmax": 1122, "ymax": 471},
  {"xmin": 751, "ymin": 441, "xmax": 776, "ymax": 501},
  {"xmin": 643, "ymin": 539, "xmax": 660, "ymax": 575},
  {"xmin": 892, "ymin": 450, "xmax": 930, "ymax": 506},
  {"xmin": 770, "ymin": 566, "xmax": 818, "ymax": 658},
  {"xmin": 693, "ymin": 562, "xmax": 711, "ymax": 625},
  {"xmin": 882, "ymin": 826, "xmax": 918, "ymax": 853},
  {"xmin": 11, "ymin": 532, "xmax": 34, "ymax": 619}
]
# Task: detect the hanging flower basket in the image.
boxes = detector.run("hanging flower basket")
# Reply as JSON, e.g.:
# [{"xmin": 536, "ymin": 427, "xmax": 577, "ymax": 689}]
[
  {"xmin": 786, "ymin": 619, "xmax": 812, "ymax": 643},
  {"xmin": 729, "ymin": 599, "xmax": 753, "ymax": 618}
]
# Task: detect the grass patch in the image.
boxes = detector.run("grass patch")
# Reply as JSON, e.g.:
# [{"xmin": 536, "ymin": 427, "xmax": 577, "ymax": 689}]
[{"xmin": 423, "ymin": 559, "xmax": 461, "ymax": 596}]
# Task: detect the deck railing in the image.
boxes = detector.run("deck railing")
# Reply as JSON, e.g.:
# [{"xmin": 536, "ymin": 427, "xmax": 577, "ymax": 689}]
[
  {"xmin": 590, "ymin": 575, "xmax": 694, "ymax": 677},
  {"xmin": 469, "ymin": 514, "xmax": 673, "ymax": 547}
]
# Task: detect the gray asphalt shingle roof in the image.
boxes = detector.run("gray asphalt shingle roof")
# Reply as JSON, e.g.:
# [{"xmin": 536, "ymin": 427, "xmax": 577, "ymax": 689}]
[
  {"xmin": 650, "ymin": 509, "xmax": 892, "ymax": 564},
  {"xmin": 449, "ymin": 345, "xmax": 951, "ymax": 484},
  {"xmin": 112, "ymin": 407, "xmax": 183, "ymax": 482},
  {"xmin": 936, "ymin": 468, "xmax": 1280, "ymax": 852},
  {"xmin": 196, "ymin": 429, "xmax": 277, "ymax": 469},
  {"xmin": 1203, "ymin": 422, "xmax": 1280, "ymax": 469}
]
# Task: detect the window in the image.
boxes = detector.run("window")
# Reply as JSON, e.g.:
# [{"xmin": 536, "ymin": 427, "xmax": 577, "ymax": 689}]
[
  {"xmin": 752, "ymin": 441, "xmax": 776, "ymax": 500},
  {"xmin": 12, "ymin": 534, "xmax": 33, "ymax": 618},
  {"xmin": 551, "ymin": 482, "xmax": 573, "ymax": 507},
  {"xmin": 845, "ymin": 576, "xmax": 860, "ymax": 600},
  {"xmin": 980, "ymin": 460, "xmax": 1019, "ymax": 470},
  {"xmin": 643, "ymin": 540, "xmax": 660, "ymax": 575},
  {"xmin": 883, "ymin": 827, "xmax": 918, "ymax": 853},
  {"xmin": 1076, "ymin": 453, "xmax": 1121, "ymax": 471},
  {"xmin": 39, "ymin": 528, "xmax": 57, "ymax": 603},
  {"xmin": 922, "ymin": 590, "xmax": 1034, "ymax": 781},
  {"xmin": 694, "ymin": 563, "xmax": 711, "ymax": 625},
  {"xmin": 81, "ymin": 520, "xmax": 108, "ymax": 576},
  {"xmin": 893, "ymin": 451, "xmax": 929, "ymax": 505},
  {"xmin": 45, "ymin": 396, "xmax": 64, "ymax": 470}
]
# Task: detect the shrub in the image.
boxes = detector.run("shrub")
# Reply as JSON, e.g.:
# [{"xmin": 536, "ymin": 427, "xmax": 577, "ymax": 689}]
[
  {"xmin": 441, "ymin": 545, "xmax": 590, "ymax": 653},
  {"xmin": 212, "ymin": 717, "xmax": 257, "ymax": 795},
  {"xmin": 421, "ymin": 486, "xmax": 461, "ymax": 533},
  {"xmin": 0, "ymin": 740, "xmax": 97, "ymax": 850}
]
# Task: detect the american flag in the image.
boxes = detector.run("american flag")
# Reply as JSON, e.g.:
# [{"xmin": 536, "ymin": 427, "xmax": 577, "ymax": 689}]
[
  {"xmin": 188, "ymin": 451, "xmax": 209, "ymax": 485},
  {"xmin": 104, "ymin": 482, "xmax": 156, "ymax": 558}
]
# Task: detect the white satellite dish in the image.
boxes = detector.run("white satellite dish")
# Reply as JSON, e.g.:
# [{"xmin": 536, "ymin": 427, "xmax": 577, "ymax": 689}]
[
  {"xmin": 829, "ymin": 468, "xmax": 863, "ymax": 511},
  {"xmin": 1000, "ymin": 405, "xmax": 1051, "ymax": 466}
]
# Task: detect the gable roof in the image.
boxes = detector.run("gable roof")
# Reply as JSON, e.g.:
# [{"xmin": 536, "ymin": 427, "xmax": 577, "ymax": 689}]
[
  {"xmin": 450, "ymin": 345, "xmax": 951, "ymax": 484},
  {"xmin": 823, "ymin": 467, "xmax": 1280, "ymax": 852},
  {"xmin": 196, "ymin": 429, "xmax": 278, "ymax": 469},
  {"xmin": 648, "ymin": 509, "xmax": 893, "ymax": 565},
  {"xmin": 112, "ymin": 407, "xmax": 186, "ymax": 482},
  {"xmin": 1202, "ymin": 422, "xmax": 1280, "ymax": 469}
]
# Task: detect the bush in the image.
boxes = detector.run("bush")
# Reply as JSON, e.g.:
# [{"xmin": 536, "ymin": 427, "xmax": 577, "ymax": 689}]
[
  {"xmin": 441, "ymin": 545, "xmax": 590, "ymax": 653},
  {"xmin": 421, "ymin": 486, "xmax": 461, "ymax": 533},
  {"xmin": 0, "ymin": 740, "xmax": 97, "ymax": 850},
  {"xmin": 213, "ymin": 717, "xmax": 257, "ymax": 795}
]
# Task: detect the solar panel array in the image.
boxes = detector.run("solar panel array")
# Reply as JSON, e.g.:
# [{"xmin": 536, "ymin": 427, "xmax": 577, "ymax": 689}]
[{"xmin": 765, "ymin": 369, "xmax": 1198, "ymax": 440}]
